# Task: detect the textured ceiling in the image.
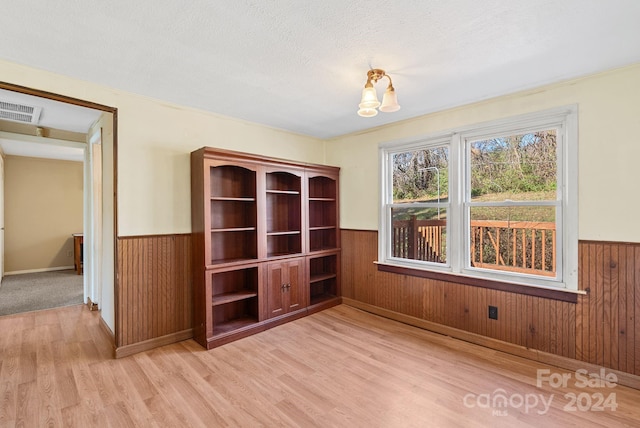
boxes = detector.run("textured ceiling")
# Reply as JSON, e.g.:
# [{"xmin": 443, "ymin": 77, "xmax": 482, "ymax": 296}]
[{"xmin": 1, "ymin": 0, "xmax": 640, "ymax": 138}]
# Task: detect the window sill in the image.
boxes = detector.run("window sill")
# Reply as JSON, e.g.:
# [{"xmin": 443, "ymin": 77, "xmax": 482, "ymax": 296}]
[{"xmin": 375, "ymin": 262, "xmax": 583, "ymax": 303}]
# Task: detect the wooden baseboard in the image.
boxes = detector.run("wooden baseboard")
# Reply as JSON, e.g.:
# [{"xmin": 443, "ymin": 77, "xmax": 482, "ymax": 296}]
[
  {"xmin": 115, "ymin": 329, "xmax": 193, "ymax": 359},
  {"xmin": 97, "ymin": 313, "xmax": 116, "ymax": 357},
  {"xmin": 342, "ymin": 297, "xmax": 640, "ymax": 390}
]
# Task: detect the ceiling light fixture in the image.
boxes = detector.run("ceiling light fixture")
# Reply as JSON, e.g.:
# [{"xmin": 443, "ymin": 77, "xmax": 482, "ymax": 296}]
[{"xmin": 357, "ymin": 68, "xmax": 400, "ymax": 117}]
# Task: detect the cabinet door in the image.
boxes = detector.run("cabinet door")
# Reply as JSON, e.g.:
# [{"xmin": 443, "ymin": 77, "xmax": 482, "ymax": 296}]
[
  {"xmin": 285, "ymin": 258, "xmax": 305, "ymax": 312},
  {"xmin": 267, "ymin": 262, "xmax": 286, "ymax": 317},
  {"xmin": 266, "ymin": 259, "xmax": 306, "ymax": 318}
]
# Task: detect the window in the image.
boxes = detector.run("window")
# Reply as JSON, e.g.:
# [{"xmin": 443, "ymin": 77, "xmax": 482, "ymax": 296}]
[{"xmin": 379, "ymin": 107, "xmax": 578, "ymax": 290}]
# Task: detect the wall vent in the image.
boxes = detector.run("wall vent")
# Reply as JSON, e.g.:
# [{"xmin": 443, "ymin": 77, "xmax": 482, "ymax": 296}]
[{"xmin": 0, "ymin": 100, "xmax": 42, "ymax": 125}]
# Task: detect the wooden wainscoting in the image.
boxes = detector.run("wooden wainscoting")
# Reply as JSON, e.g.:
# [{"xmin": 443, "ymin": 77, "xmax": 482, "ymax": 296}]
[
  {"xmin": 116, "ymin": 234, "xmax": 193, "ymax": 357},
  {"xmin": 576, "ymin": 241, "xmax": 639, "ymax": 374},
  {"xmin": 341, "ymin": 229, "xmax": 640, "ymax": 377}
]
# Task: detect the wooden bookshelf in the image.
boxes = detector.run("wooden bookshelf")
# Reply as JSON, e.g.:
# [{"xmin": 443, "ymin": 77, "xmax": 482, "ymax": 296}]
[
  {"xmin": 191, "ymin": 147, "xmax": 341, "ymax": 349},
  {"xmin": 307, "ymin": 253, "xmax": 340, "ymax": 307}
]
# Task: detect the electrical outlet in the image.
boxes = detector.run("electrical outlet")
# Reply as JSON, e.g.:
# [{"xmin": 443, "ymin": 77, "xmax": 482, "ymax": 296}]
[
  {"xmin": 488, "ymin": 305, "xmax": 498, "ymax": 320},
  {"xmin": 67, "ymin": 250, "xmax": 73, "ymax": 258}
]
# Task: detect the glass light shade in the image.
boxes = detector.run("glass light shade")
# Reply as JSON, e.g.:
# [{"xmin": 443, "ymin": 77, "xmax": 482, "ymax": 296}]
[
  {"xmin": 379, "ymin": 88, "xmax": 400, "ymax": 112},
  {"xmin": 358, "ymin": 86, "xmax": 380, "ymax": 109},
  {"xmin": 357, "ymin": 107, "xmax": 378, "ymax": 117}
]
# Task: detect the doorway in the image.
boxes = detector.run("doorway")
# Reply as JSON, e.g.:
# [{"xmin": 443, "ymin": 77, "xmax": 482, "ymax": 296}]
[
  {"xmin": 0, "ymin": 151, "xmax": 85, "ymax": 315},
  {"xmin": 0, "ymin": 83, "xmax": 116, "ymax": 326}
]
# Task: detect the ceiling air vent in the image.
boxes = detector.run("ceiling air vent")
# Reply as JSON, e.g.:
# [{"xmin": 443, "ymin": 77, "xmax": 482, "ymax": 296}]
[{"xmin": 0, "ymin": 100, "xmax": 42, "ymax": 125}]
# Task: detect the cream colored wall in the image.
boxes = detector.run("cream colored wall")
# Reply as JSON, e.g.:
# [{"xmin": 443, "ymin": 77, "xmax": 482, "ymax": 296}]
[
  {"xmin": 4, "ymin": 156, "xmax": 83, "ymax": 272},
  {"xmin": 116, "ymin": 95, "xmax": 325, "ymax": 235},
  {"xmin": 4, "ymin": 59, "xmax": 639, "ymax": 242},
  {"xmin": 326, "ymin": 63, "xmax": 640, "ymax": 242},
  {"xmin": 0, "ymin": 59, "xmax": 326, "ymax": 236}
]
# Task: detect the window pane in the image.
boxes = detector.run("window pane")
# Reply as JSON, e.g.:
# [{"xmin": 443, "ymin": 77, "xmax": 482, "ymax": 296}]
[
  {"xmin": 391, "ymin": 207, "xmax": 447, "ymax": 264},
  {"xmin": 392, "ymin": 147, "xmax": 449, "ymax": 203},
  {"xmin": 469, "ymin": 206, "xmax": 556, "ymax": 276},
  {"xmin": 469, "ymin": 130, "xmax": 557, "ymax": 202}
]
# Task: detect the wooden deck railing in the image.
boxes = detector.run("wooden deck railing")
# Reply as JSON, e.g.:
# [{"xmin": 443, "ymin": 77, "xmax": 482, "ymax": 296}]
[
  {"xmin": 393, "ymin": 217, "xmax": 556, "ymax": 277},
  {"xmin": 393, "ymin": 218, "xmax": 446, "ymax": 263}
]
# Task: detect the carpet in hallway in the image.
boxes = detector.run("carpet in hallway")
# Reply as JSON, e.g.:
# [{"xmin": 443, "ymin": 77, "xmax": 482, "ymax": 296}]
[{"xmin": 0, "ymin": 269, "xmax": 83, "ymax": 316}]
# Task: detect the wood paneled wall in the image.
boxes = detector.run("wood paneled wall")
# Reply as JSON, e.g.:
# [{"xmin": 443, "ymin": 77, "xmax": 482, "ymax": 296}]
[
  {"xmin": 116, "ymin": 234, "xmax": 193, "ymax": 354},
  {"xmin": 577, "ymin": 241, "xmax": 639, "ymax": 374},
  {"xmin": 342, "ymin": 230, "xmax": 640, "ymax": 376},
  {"xmin": 113, "ymin": 230, "xmax": 639, "ymax": 375}
]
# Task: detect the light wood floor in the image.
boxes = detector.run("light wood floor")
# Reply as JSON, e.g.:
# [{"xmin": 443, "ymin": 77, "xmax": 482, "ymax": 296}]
[{"xmin": 1, "ymin": 304, "xmax": 639, "ymax": 427}]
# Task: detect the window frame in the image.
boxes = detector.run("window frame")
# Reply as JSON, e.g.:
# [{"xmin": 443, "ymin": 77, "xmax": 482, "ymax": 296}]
[
  {"xmin": 385, "ymin": 137, "xmax": 453, "ymax": 267},
  {"xmin": 378, "ymin": 106, "xmax": 578, "ymax": 292}
]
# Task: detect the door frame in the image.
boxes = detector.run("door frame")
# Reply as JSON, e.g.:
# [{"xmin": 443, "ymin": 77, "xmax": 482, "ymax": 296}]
[{"xmin": 0, "ymin": 81, "xmax": 118, "ymax": 340}]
